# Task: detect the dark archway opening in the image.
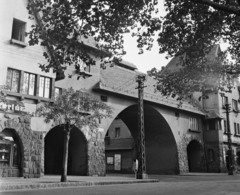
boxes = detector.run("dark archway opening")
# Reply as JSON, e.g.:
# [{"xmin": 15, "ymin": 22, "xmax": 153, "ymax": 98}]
[
  {"xmin": 105, "ymin": 104, "xmax": 178, "ymax": 175},
  {"xmin": 1, "ymin": 128, "xmax": 23, "ymax": 177},
  {"xmin": 44, "ymin": 126, "xmax": 87, "ymax": 175},
  {"xmin": 187, "ymin": 140, "xmax": 202, "ymax": 172}
]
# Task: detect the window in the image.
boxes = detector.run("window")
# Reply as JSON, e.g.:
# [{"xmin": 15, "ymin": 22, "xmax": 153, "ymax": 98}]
[
  {"xmin": 234, "ymin": 123, "xmax": 237, "ymax": 135},
  {"xmin": 23, "ymin": 72, "xmax": 36, "ymax": 95},
  {"xmin": 101, "ymin": 95, "xmax": 108, "ymax": 102},
  {"xmin": 234, "ymin": 123, "xmax": 240, "ymax": 135},
  {"xmin": 39, "ymin": 76, "xmax": 51, "ymax": 98},
  {"xmin": 115, "ymin": 127, "xmax": 120, "ymax": 137},
  {"xmin": 232, "ymin": 99, "xmax": 238, "ymax": 112},
  {"xmin": 55, "ymin": 87, "xmax": 62, "ymax": 99},
  {"xmin": 6, "ymin": 68, "xmax": 20, "ymax": 93},
  {"xmin": 208, "ymin": 120, "xmax": 215, "ymax": 130},
  {"xmin": 223, "ymin": 96, "xmax": 228, "ymax": 107},
  {"xmin": 189, "ymin": 117, "xmax": 199, "ymax": 131},
  {"xmin": 208, "ymin": 149, "xmax": 215, "ymax": 162},
  {"xmin": 11, "ymin": 19, "xmax": 26, "ymax": 42}
]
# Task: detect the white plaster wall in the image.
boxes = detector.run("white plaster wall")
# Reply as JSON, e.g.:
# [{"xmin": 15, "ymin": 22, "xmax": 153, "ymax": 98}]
[{"xmin": 0, "ymin": 0, "xmax": 55, "ymax": 87}]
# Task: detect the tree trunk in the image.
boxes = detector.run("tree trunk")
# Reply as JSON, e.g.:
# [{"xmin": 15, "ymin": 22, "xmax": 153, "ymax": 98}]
[{"xmin": 61, "ymin": 126, "xmax": 70, "ymax": 182}]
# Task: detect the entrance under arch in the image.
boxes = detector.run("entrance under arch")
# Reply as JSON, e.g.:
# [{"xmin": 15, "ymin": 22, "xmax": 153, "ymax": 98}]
[
  {"xmin": 187, "ymin": 140, "xmax": 202, "ymax": 172},
  {"xmin": 105, "ymin": 104, "xmax": 178, "ymax": 174},
  {"xmin": 0, "ymin": 128, "xmax": 23, "ymax": 177},
  {"xmin": 44, "ymin": 126, "xmax": 87, "ymax": 175}
]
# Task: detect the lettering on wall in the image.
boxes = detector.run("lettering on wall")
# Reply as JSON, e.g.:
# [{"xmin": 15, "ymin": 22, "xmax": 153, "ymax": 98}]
[{"xmin": 0, "ymin": 100, "xmax": 25, "ymax": 114}]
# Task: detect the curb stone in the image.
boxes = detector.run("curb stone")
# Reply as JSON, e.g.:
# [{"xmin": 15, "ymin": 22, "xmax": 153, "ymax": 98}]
[{"xmin": 0, "ymin": 179, "xmax": 159, "ymax": 191}]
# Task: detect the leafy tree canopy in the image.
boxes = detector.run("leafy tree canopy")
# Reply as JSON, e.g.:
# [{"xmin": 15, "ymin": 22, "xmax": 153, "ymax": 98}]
[
  {"xmin": 27, "ymin": 0, "xmax": 161, "ymax": 76},
  {"xmin": 148, "ymin": 0, "xmax": 240, "ymax": 100},
  {"xmin": 36, "ymin": 87, "xmax": 112, "ymax": 182},
  {"xmin": 36, "ymin": 87, "xmax": 113, "ymax": 130}
]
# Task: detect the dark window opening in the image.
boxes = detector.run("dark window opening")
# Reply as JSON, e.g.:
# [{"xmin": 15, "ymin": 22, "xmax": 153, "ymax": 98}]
[
  {"xmin": 208, "ymin": 149, "xmax": 215, "ymax": 162},
  {"xmin": 101, "ymin": 96, "xmax": 108, "ymax": 102},
  {"xmin": 115, "ymin": 127, "xmax": 120, "ymax": 138},
  {"xmin": 12, "ymin": 19, "xmax": 26, "ymax": 42},
  {"xmin": 208, "ymin": 120, "xmax": 215, "ymax": 130}
]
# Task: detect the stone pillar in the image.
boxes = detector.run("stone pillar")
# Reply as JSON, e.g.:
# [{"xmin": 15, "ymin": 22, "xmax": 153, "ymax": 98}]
[
  {"xmin": 87, "ymin": 129, "xmax": 105, "ymax": 176},
  {"xmin": 3, "ymin": 115, "xmax": 43, "ymax": 178}
]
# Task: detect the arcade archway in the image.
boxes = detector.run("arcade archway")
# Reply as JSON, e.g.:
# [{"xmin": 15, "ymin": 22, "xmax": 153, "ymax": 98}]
[
  {"xmin": 105, "ymin": 104, "xmax": 179, "ymax": 174},
  {"xmin": 44, "ymin": 125, "xmax": 87, "ymax": 175},
  {"xmin": 187, "ymin": 140, "xmax": 202, "ymax": 172}
]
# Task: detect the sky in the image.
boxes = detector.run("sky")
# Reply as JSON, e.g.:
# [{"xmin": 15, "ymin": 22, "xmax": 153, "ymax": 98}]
[
  {"xmin": 122, "ymin": 1, "xmax": 229, "ymax": 74},
  {"xmin": 123, "ymin": 34, "xmax": 170, "ymax": 73},
  {"xmin": 122, "ymin": 1, "xmax": 168, "ymax": 74}
]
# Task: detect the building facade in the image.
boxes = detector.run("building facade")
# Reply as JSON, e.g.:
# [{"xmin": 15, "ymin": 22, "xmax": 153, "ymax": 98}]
[
  {"xmin": 105, "ymin": 117, "xmax": 137, "ymax": 173},
  {"xmin": 1, "ymin": 0, "xmax": 233, "ymax": 178}
]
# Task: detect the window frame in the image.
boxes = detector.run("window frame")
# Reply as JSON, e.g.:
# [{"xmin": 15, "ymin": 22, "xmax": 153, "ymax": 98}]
[
  {"xmin": 23, "ymin": 72, "xmax": 36, "ymax": 96},
  {"xmin": 115, "ymin": 127, "xmax": 120, "ymax": 138},
  {"xmin": 188, "ymin": 117, "xmax": 199, "ymax": 131},
  {"xmin": 11, "ymin": 18, "xmax": 26, "ymax": 43},
  {"xmin": 54, "ymin": 87, "xmax": 62, "ymax": 100},
  {"xmin": 232, "ymin": 99, "xmax": 239, "ymax": 112},
  {"xmin": 6, "ymin": 68, "xmax": 21, "ymax": 93},
  {"xmin": 39, "ymin": 76, "xmax": 51, "ymax": 99}
]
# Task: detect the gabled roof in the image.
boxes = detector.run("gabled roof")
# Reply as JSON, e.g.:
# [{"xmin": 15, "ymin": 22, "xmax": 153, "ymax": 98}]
[
  {"xmin": 105, "ymin": 138, "xmax": 135, "ymax": 150},
  {"xmin": 164, "ymin": 45, "xmax": 221, "ymax": 73}
]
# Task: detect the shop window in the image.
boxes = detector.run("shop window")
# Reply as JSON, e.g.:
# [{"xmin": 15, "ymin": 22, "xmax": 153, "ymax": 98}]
[
  {"xmin": 23, "ymin": 72, "xmax": 36, "ymax": 95},
  {"xmin": 6, "ymin": 68, "xmax": 20, "ymax": 93},
  {"xmin": 189, "ymin": 117, "xmax": 199, "ymax": 131},
  {"xmin": 11, "ymin": 19, "xmax": 26, "ymax": 42},
  {"xmin": 115, "ymin": 127, "xmax": 120, "ymax": 137},
  {"xmin": 39, "ymin": 76, "xmax": 51, "ymax": 98},
  {"xmin": 208, "ymin": 149, "xmax": 215, "ymax": 162},
  {"xmin": 0, "ymin": 136, "xmax": 20, "ymax": 168}
]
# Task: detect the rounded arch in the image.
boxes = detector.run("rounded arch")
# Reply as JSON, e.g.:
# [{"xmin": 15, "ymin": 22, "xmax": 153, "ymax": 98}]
[
  {"xmin": 1, "ymin": 128, "xmax": 24, "ymax": 177},
  {"xmin": 187, "ymin": 139, "xmax": 202, "ymax": 172},
  {"xmin": 44, "ymin": 125, "xmax": 88, "ymax": 175},
  {"xmin": 106, "ymin": 103, "xmax": 179, "ymax": 174}
]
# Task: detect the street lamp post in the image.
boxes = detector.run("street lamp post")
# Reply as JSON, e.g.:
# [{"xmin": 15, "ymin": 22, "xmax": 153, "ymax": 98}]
[{"xmin": 136, "ymin": 74, "xmax": 148, "ymax": 179}]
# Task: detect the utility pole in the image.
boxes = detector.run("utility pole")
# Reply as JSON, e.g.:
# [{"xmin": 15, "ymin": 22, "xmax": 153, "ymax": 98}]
[
  {"xmin": 136, "ymin": 74, "xmax": 148, "ymax": 179},
  {"xmin": 225, "ymin": 102, "xmax": 234, "ymax": 175},
  {"xmin": 220, "ymin": 92, "xmax": 234, "ymax": 175}
]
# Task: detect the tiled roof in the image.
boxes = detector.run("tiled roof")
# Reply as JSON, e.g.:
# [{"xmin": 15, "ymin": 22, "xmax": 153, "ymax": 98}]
[
  {"xmin": 94, "ymin": 64, "xmax": 205, "ymax": 115},
  {"xmin": 105, "ymin": 137, "xmax": 135, "ymax": 150}
]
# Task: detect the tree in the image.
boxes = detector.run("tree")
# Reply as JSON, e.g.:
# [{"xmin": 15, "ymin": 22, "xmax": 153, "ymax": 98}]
[
  {"xmin": 148, "ymin": 0, "xmax": 240, "ymax": 100},
  {"xmin": 36, "ymin": 87, "xmax": 113, "ymax": 182},
  {"xmin": 26, "ymin": 0, "xmax": 161, "ymax": 77}
]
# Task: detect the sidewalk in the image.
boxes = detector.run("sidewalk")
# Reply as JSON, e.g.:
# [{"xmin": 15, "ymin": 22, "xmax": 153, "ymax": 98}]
[{"xmin": 0, "ymin": 174, "xmax": 159, "ymax": 191}]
